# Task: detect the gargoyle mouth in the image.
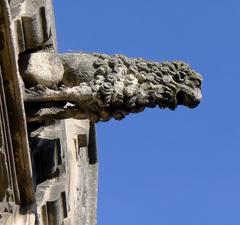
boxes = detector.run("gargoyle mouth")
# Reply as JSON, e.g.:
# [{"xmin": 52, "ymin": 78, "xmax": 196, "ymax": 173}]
[{"xmin": 176, "ymin": 87, "xmax": 202, "ymax": 109}]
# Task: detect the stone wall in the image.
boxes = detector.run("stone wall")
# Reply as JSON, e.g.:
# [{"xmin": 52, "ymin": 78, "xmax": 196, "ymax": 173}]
[
  {"xmin": 0, "ymin": 0, "xmax": 99, "ymax": 224},
  {"xmin": 29, "ymin": 120, "xmax": 98, "ymax": 225}
]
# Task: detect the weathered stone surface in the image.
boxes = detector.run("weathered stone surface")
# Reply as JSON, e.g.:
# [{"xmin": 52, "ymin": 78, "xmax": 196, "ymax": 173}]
[
  {"xmin": 19, "ymin": 53, "xmax": 64, "ymax": 88},
  {"xmin": 0, "ymin": 152, "xmax": 9, "ymax": 201},
  {"xmin": 2, "ymin": 1, "xmax": 100, "ymax": 225},
  {"xmin": 23, "ymin": 53, "xmax": 202, "ymax": 122},
  {"xmin": 61, "ymin": 53, "xmax": 96, "ymax": 87},
  {"xmin": 11, "ymin": 0, "xmax": 55, "ymax": 53},
  {"xmin": 30, "ymin": 119, "xmax": 98, "ymax": 225},
  {"xmin": 1, "ymin": 0, "xmax": 203, "ymax": 224},
  {"xmin": 0, "ymin": 0, "xmax": 34, "ymax": 206},
  {"xmin": 63, "ymin": 119, "xmax": 98, "ymax": 225}
]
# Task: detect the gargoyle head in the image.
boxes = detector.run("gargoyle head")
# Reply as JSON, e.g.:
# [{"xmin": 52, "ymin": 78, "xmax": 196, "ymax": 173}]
[
  {"xmin": 169, "ymin": 61, "xmax": 202, "ymax": 109},
  {"xmin": 87, "ymin": 55, "xmax": 203, "ymax": 113}
]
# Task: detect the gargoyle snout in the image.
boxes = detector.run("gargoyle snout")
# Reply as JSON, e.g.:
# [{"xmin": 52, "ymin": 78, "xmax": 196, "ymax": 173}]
[
  {"xmin": 176, "ymin": 87, "xmax": 202, "ymax": 109},
  {"xmin": 189, "ymin": 89, "xmax": 202, "ymax": 108}
]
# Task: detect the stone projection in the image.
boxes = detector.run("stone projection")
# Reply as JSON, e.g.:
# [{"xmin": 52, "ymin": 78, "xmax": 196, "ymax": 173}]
[
  {"xmin": 21, "ymin": 53, "xmax": 202, "ymax": 122},
  {"xmin": 0, "ymin": 0, "xmax": 202, "ymax": 225}
]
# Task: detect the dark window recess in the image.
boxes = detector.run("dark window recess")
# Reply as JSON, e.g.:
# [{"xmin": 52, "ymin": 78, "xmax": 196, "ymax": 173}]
[
  {"xmin": 76, "ymin": 134, "xmax": 88, "ymax": 160},
  {"xmin": 88, "ymin": 122, "xmax": 98, "ymax": 164},
  {"xmin": 46, "ymin": 191, "xmax": 68, "ymax": 225},
  {"xmin": 77, "ymin": 134, "xmax": 88, "ymax": 148},
  {"xmin": 29, "ymin": 138, "xmax": 62, "ymax": 186}
]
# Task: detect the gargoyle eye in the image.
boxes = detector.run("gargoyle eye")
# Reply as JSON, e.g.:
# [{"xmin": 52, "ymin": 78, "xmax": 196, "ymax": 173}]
[
  {"xmin": 189, "ymin": 78, "xmax": 201, "ymax": 88},
  {"xmin": 173, "ymin": 71, "xmax": 185, "ymax": 82}
]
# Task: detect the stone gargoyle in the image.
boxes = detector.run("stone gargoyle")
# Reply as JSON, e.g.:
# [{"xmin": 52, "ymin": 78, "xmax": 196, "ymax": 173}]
[{"xmin": 19, "ymin": 52, "xmax": 202, "ymax": 122}]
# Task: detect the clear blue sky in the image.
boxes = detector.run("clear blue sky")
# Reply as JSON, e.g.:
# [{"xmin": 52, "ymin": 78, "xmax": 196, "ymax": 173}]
[{"xmin": 54, "ymin": 1, "xmax": 240, "ymax": 224}]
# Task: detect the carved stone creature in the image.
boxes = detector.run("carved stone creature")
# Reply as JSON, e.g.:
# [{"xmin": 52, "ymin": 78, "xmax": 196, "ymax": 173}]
[{"xmin": 19, "ymin": 52, "xmax": 202, "ymax": 122}]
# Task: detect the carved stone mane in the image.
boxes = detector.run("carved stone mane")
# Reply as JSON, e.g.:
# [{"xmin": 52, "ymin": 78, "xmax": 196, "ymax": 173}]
[{"xmin": 20, "ymin": 52, "xmax": 202, "ymax": 122}]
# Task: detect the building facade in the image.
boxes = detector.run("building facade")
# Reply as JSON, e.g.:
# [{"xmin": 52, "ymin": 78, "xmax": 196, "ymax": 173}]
[{"xmin": 0, "ymin": 1, "xmax": 98, "ymax": 224}]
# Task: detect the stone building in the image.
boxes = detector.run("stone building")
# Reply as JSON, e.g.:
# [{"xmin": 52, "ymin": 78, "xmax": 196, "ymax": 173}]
[
  {"xmin": 0, "ymin": 1, "xmax": 98, "ymax": 224},
  {"xmin": 0, "ymin": 0, "xmax": 202, "ymax": 225}
]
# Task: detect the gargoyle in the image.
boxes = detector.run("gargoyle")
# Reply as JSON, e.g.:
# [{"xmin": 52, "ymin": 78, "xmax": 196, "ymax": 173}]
[{"xmin": 19, "ymin": 52, "xmax": 202, "ymax": 122}]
